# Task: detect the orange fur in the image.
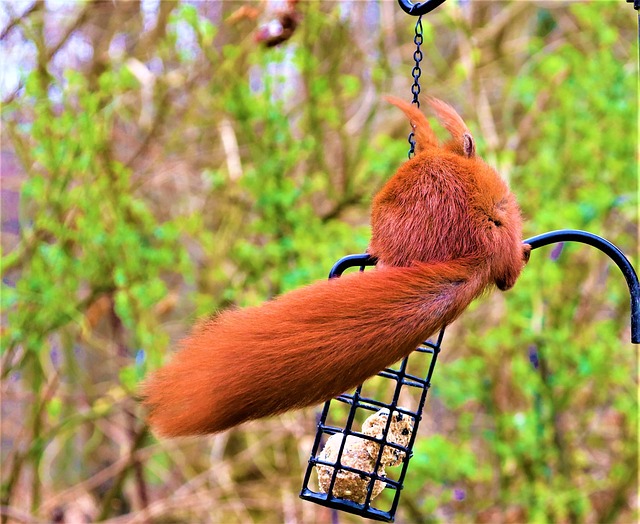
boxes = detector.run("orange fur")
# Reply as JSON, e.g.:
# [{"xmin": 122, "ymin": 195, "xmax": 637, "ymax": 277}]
[
  {"xmin": 425, "ymin": 96, "xmax": 470, "ymax": 141},
  {"xmin": 142, "ymin": 97, "xmax": 529, "ymax": 437},
  {"xmin": 383, "ymin": 96, "xmax": 438, "ymax": 153}
]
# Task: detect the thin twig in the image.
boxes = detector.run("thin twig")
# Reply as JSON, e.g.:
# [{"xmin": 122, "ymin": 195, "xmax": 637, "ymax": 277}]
[
  {"xmin": 1, "ymin": 371, "xmax": 59, "ymax": 523},
  {"xmin": 39, "ymin": 445, "xmax": 159, "ymax": 515},
  {"xmin": 47, "ymin": 4, "xmax": 92, "ymax": 60},
  {"xmin": 0, "ymin": 506, "xmax": 39, "ymax": 524},
  {"xmin": 1, "ymin": 4, "xmax": 90, "ymax": 106},
  {"xmin": 95, "ymin": 426, "xmax": 149, "ymax": 522},
  {"xmin": 0, "ymin": 1, "xmax": 42, "ymax": 41},
  {"xmin": 95, "ymin": 308, "xmax": 150, "ymax": 520}
]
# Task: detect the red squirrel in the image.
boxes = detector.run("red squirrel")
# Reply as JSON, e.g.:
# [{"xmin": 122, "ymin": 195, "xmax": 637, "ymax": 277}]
[{"xmin": 142, "ymin": 96, "xmax": 530, "ymax": 437}]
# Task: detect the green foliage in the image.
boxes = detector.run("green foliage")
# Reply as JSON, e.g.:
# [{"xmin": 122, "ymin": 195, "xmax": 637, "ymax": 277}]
[
  {"xmin": 3, "ymin": 63, "xmax": 189, "ymax": 363},
  {"xmin": 0, "ymin": 1, "xmax": 636, "ymax": 523}
]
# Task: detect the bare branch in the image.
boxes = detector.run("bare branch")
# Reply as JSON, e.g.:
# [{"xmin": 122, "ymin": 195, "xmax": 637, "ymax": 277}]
[{"xmin": 0, "ymin": 1, "xmax": 41, "ymax": 41}]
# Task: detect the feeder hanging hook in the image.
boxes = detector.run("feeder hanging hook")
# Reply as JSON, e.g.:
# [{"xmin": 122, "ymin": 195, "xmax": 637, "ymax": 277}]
[{"xmin": 397, "ymin": 0, "xmax": 447, "ymax": 16}]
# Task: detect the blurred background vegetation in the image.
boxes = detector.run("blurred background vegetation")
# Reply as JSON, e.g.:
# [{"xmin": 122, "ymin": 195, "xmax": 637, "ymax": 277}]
[{"xmin": 0, "ymin": 1, "xmax": 637, "ymax": 522}]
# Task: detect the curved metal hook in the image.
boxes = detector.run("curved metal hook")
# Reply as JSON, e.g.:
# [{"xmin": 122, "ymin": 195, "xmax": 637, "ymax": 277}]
[
  {"xmin": 524, "ymin": 229, "xmax": 639, "ymax": 344},
  {"xmin": 397, "ymin": 0, "xmax": 448, "ymax": 16}
]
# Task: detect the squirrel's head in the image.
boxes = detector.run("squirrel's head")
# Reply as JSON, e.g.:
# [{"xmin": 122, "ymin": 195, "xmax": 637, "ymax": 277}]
[
  {"xmin": 374, "ymin": 96, "xmax": 529, "ymax": 291},
  {"xmin": 467, "ymin": 158, "xmax": 530, "ymax": 290}
]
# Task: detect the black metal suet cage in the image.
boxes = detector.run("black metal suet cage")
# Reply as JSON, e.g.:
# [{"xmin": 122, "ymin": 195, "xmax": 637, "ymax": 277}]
[
  {"xmin": 299, "ymin": 1, "xmax": 640, "ymax": 521},
  {"xmin": 300, "ymin": 253, "xmax": 446, "ymax": 521}
]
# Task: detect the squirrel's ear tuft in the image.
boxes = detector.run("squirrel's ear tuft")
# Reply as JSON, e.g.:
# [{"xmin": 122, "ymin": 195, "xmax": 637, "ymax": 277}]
[
  {"xmin": 384, "ymin": 95, "xmax": 438, "ymax": 152},
  {"xmin": 426, "ymin": 97, "xmax": 476, "ymax": 157},
  {"xmin": 462, "ymin": 132, "xmax": 475, "ymax": 158}
]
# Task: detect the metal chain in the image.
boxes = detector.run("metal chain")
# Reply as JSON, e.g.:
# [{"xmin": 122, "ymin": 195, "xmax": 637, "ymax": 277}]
[{"xmin": 408, "ymin": 15, "xmax": 423, "ymax": 158}]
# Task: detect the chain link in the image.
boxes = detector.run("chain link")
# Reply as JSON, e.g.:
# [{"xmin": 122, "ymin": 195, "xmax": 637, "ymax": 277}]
[{"xmin": 408, "ymin": 15, "xmax": 423, "ymax": 158}]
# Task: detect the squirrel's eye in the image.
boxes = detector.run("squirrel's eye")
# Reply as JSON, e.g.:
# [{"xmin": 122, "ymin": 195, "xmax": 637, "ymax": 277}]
[{"xmin": 488, "ymin": 217, "xmax": 502, "ymax": 227}]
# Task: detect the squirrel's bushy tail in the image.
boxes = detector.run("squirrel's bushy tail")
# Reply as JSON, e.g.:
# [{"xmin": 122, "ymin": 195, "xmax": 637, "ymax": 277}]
[{"xmin": 142, "ymin": 259, "xmax": 488, "ymax": 436}]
